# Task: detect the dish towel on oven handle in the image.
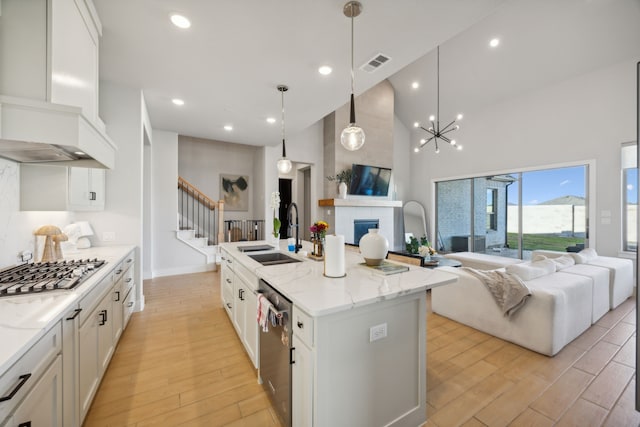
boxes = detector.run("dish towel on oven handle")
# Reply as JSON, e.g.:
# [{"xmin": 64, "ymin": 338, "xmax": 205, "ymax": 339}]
[{"xmin": 257, "ymin": 294, "xmax": 272, "ymax": 332}]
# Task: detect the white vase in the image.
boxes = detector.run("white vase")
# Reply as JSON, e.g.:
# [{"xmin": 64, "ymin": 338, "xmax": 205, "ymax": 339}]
[
  {"xmin": 338, "ymin": 182, "xmax": 348, "ymax": 199},
  {"xmin": 359, "ymin": 228, "xmax": 389, "ymax": 266}
]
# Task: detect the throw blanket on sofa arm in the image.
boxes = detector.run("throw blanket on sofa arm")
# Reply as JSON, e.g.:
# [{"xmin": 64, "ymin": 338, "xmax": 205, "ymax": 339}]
[{"xmin": 461, "ymin": 267, "xmax": 532, "ymax": 318}]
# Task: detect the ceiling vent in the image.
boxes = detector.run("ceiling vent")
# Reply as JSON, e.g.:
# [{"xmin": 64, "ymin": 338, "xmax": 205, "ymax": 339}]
[{"xmin": 360, "ymin": 53, "xmax": 391, "ymax": 73}]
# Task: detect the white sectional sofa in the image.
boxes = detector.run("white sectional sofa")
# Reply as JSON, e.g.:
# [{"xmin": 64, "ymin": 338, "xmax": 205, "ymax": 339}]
[
  {"xmin": 432, "ymin": 249, "xmax": 634, "ymax": 356},
  {"xmin": 532, "ymin": 249, "xmax": 634, "ymax": 309}
]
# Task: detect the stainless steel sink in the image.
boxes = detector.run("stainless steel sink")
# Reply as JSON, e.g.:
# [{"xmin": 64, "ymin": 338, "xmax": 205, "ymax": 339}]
[{"xmin": 247, "ymin": 252, "xmax": 301, "ymax": 266}]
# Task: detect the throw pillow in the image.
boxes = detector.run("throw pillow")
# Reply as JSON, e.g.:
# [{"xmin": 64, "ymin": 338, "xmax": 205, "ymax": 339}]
[
  {"xmin": 552, "ymin": 254, "xmax": 575, "ymax": 270},
  {"xmin": 506, "ymin": 259, "xmax": 556, "ymax": 281},
  {"xmin": 579, "ymin": 247, "xmax": 598, "ymax": 261},
  {"xmin": 569, "ymin": 252, "xmax": 588, "ymax": 264}
]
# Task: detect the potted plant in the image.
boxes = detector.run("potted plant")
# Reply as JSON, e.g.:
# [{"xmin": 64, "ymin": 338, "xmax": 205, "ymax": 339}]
[{"xmin": 326, "ymin": 169, "xmax": 352, "ymax": 198}]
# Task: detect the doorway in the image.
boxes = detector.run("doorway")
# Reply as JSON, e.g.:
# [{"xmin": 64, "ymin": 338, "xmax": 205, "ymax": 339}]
[{"xmin": 278, "ymin": 178, "xmax": 292, "ymax": 239}]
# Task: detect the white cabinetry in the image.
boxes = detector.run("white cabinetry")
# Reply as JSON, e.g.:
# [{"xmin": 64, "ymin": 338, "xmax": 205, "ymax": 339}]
[
  {"xmin": 62, "ymin": 305, "xmax": 82, "ymax": 427},
  {"xmin": 0, "ymin": 0, "xmax": 101, "ymax": 122},
  {"xmin": 78, "ymin": 273, "xmax": 115, "ymax": 423},
  {"xmin": 0, "ymin": 323, "xmax": 63, "ymax": 426},
  {"xmin": 291, "ymin": 335, "xmax": 313, "ymax": 427},
  {"xmin": 20, "ymin": 164, "xmax": 105, "ymax": 211},
  {"xmin": 68, "ymin": 167, "xmax": 106, "ymax": 211},
  {"xmin": 220, "ymin": 248, "xmax": 259, "ymax": 369}
]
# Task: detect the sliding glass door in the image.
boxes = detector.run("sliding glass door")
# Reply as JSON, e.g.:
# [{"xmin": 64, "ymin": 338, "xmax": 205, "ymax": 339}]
[{"xmin": 436, "ymin": 164, "xmax": 589, "ymax": 259}]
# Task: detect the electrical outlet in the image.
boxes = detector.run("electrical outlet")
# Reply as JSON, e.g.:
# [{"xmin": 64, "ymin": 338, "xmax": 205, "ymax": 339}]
[
  {"xmin": 103, "ymin": 231, "xmax": 116, "ymax": 242},
  {"xmin": 369, "ymin": 323, "xmax": 387, "ymax": 342}
]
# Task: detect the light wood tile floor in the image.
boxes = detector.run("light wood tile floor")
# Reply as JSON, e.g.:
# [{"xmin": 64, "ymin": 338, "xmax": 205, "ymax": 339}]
[{"xmin": 84, "ymin": 271, "xmax": 640, "ymax": 426}]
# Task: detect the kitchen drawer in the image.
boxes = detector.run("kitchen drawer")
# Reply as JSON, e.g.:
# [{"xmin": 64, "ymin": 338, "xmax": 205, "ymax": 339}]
[
  {"xmin": 235, "ymin": 262, "xmax": 258, "ymax": 291},
  {"xmin": 78, "ymin": 274, "xmax": 113, "ymax": 327},
  {"xmin": 122, "ymin": 264, "xmax": 135, "ymax": 295},
  {"xmin": 221, "ymin": 249, "xmax": 234, "ymax": 272},
  {"xmin": 123, "ymin": 288, "xmax": 135, "ymax": 328},
  {"xmin": 0, "ymin": 321, "xmax": 62, "ymax": 422},
  {"xmin": 292, "ymin": 306, "xmax": 314, "ymax": 348},
  {"xmin": 112, "ymin": 260, "xmax": 125, "ymax": 283},
  {"xmin": 222, "ymin": 279, "xmax": 233, "ymax": 317},
  {"xmin": 122, "ymin": 251, "xmax": 135, "ymax": 272}
]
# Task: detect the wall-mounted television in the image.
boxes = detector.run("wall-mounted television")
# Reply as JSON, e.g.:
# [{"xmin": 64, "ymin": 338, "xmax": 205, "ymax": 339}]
[{"xmin": 349, "ymin": 164, "xmax": 392, "ymax": 196}]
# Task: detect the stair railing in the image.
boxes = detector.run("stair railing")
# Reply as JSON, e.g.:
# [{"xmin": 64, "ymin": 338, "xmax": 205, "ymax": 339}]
[{"xmin": 178, "ymin": 176, "xmax": 225, "ymax": 245}]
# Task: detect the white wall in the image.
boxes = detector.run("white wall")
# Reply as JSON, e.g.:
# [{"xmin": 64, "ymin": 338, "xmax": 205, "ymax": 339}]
[
  {"xmin": 410, "ymin": 59, "xmax": 637, "ymax": 257},
  {"xmin": 84, "ymin": 81, "xmax": 145, "ymax": 308},
  {"xmin": 392, "ymin": 116, "xmax": 411, "ymax": 249}
]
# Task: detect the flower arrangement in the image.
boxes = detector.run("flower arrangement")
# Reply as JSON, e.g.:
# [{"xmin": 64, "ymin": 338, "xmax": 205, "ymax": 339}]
[
  {"xmin": 310, "ymin": 220, "xmax": 329, "ymax": 239},
  {"xmin": 326, "ymin": 168, "xmax": 352, "ymax": 185},
  {"xmin": 406, "ymin": 236, "xmax": 436, "ymax": 256},
  {"xmin": 270, "ymin": 191, "xmax": 281, "ymax": 237}
]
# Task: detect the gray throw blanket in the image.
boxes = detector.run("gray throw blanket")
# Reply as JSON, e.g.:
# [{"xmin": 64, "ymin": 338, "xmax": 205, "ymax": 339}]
[{"xmin": 462, "ymin": 267, "xmax": 532, "ymax": 318}]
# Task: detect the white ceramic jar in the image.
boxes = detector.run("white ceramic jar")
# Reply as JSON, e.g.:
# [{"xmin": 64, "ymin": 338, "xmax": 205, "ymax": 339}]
[
  {"xmin": 359, "ymin": 228, "xmax": 389, "ymax": 266},
  {"xmin": 338, "ymin": 182, "xmax": 348, "ymax": 199}
]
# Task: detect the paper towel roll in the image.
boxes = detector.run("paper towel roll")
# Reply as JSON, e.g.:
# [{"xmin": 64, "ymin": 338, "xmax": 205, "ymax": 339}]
[{"xmin": 324, "ymin": 234, "xmax": 346, "ymax": 278}]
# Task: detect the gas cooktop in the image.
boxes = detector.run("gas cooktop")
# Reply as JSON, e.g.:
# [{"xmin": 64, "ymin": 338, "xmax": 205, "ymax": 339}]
[{"xmin": 0, "ymin": 259, "xmax": 106, "ymax": 297}]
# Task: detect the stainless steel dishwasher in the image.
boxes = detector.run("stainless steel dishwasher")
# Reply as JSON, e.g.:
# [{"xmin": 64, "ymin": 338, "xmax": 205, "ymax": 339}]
[{"xmin": 258, "ymin": 279, "xmax": 293, "ymax": 427}]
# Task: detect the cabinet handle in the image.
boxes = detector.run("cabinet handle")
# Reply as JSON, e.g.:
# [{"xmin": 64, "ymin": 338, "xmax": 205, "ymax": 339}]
[
  {"xmin": 290, "ymin": 347, "xmax": 296, "ymax": 365},
  {"xmin": 226, "ymin": 303, "xmax": 232, "ymax": 309},
  {"xmin": 99, "ymin": 309, "xmax": 108, "ymax": 326},
  {"xmin": 66, "ymin": 308, "xmax": 82, "ymax": 321},
  {"xmin": 114, "ymin": 291, "xmax": 120, "ymax": 302},
  {"xmin": 115, "ymin": 269, "xmax": 123, "ymax": 275},
  {"xmin": 127, "ymin": 258, "xmax": 133, "ymax": 263},
  {"xmin": 238, "ymin": 289, "xmax": 244, "ymax": 301},
  {"xmin": 89, "ymin": 191, "xmax": 97, "ymax": 200},
  {"xmin": 125, "ymin": 278, "xmax": 132, "ymax": 283},
  {"xmin": 127, "ymin": 301, "xmax": 134, "ymax": 308},
  {"xmin": 0, "ymin": 373, "xmax": 31, "ymax": 402},
  {"xmin": 226, "ymin": 278, "xmax": 231, "ymax": 284},
  {"xmin": 226, "ymin": 259, "xmax": 232, "ymax": 264},
  {"xmin": 297, "ymin": 321, "xmax": 304, "ymax": 329}
]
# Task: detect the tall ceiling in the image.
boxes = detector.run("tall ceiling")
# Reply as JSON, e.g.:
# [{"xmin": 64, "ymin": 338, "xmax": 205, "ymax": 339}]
[{"xmin": 94, "ymin": 0, "xmax": 640, "ymax": 149}]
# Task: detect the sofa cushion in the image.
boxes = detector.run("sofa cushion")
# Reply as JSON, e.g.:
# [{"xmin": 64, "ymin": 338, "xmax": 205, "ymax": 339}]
[{"xmin": 506, "ymin": 259, "xmax": 556, "ymax": 281}]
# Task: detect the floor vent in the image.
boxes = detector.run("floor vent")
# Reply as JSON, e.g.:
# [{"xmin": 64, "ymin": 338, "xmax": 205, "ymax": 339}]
[{"xmin": 360, "ymin": 53, "xmax": 391, "ymax": 73}]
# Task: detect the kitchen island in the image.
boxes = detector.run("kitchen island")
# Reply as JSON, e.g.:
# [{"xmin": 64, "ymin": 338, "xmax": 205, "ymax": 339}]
[{"xmin": 220, "ymin": 240, "xmax": 457, "ymax": 427}]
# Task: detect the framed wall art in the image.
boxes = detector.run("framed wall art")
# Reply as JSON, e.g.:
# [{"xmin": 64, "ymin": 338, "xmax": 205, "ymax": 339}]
[{"xmin": 220, "ymin": 174, "xmax": 249, "ymax": 211}]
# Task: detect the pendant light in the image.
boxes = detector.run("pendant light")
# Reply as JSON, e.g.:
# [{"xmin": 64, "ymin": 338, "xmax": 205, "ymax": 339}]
[
  {"xmin": 276, "ymin": 85, "xmax": 292, "ymax": 174},
  {"xmin": 340, "ymin": 1, "xmax": 365, "ymax": 151},
  {"xmin": 415, "ymin": 45, "xmax": 463, "ymax": 154}
]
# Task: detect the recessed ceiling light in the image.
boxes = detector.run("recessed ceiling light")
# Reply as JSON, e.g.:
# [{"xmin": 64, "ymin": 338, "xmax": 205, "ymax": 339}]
[
  {"xmin": 170, "ymin": 14, "xmax": 191, "ymax": 29},
  {"xmin": 411, "ymin": 82, "xmax": 419, "ymax": 89},
  {"xmin": 224, "ymin": 125, "xmax": 233, "ymax": 131},
  {"xmin": 318, "ymin": 65, "xmax": 332, "ymax": 75},
  {"xmin": 266, "ymin": 117, "xmax": 276, "ymax": 124},
  {"xmin": 172, "ymin": 98, "xmax": 184, "ymax": 106},
  {"xmin": 74, "ymin": 151, "xmax": 85, "ymax": 156},
  {"xmin": 413, "ymin": 122, "xmax": 419, "ymax": 128},
  {"xmin": 489, "ymin": 38, "xmax": 500, "ymax": 48}
]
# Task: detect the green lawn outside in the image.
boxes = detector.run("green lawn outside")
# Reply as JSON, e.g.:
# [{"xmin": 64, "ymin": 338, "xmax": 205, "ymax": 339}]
[{"xmin": 506, "ymin": 233, "xmax": 583, "ymax": 252}]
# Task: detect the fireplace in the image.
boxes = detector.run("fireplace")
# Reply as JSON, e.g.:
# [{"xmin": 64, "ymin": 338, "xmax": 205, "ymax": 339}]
[{"xmin": 354, "ymin": 219, "xmax": 379, "ymax": 245}]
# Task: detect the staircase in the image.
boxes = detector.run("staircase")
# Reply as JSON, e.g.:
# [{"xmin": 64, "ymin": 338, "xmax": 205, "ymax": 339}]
[{"xmin": 177, "ymin": 177, "xmax": 225, "ymax": 266}]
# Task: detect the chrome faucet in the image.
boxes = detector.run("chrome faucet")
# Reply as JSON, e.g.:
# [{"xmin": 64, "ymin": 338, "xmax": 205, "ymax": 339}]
[{"xmin": 287, "ymin": 202, "xmax": 302, "ymax": 253}]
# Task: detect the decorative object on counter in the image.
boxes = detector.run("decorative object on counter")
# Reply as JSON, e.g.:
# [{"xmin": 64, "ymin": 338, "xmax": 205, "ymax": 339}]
[
  {"xmin": 310, "ymin": 220, "xmax": 329, "ymax": 259},
  {"xmin": 276, "ymin": 84, "xmax": 293, "ymax": 174},
  {"xmin": 360, "ymin": 260, "xmax": 409, "ymax": 275},
  {"xmin": 52, "ymin": 233, "xmax": 68, "ymax": 260},
  {"xmin": 324, "ymin": 234, "xmax": 346, "ymax": 278},
  {"xmin": 75, "ymin": 221, "xmax": 95, "ymax": 249},
  {"xmin": 326, "ymin": 168, "xmax": 352, "ymax": 199},
  {"xmin": 359, "ymin": 228, "xmax": 389, "ymax": 266},
  {"xmin": 340, "ymin": 1, "xmax": 365, "ymax": 151},
  {"xmin": 414, "ymin": 45, "xmax": 464, "ymax": 154},
  {"xmin": 269, "ymin": 191, "xmax": 281, "ymax": 246},
  {"xmin": 34, "ymin": 225, "xmax": 62, "ymax": 262}
]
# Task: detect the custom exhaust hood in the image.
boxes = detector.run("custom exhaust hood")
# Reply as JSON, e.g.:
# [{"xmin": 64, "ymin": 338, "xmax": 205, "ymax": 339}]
[{"xmin": 0, "ymin": 95, "xmax": 116, "ymax": 169}]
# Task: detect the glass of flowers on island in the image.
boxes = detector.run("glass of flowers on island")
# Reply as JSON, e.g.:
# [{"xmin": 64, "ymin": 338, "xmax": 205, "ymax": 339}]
[
  {"xmin": 406, "ymin": 236, "xmax": 436, "ymax": 261},
  {"xmin": 309, "ymin": 220, "xmax": 329, "ymax": 258}
]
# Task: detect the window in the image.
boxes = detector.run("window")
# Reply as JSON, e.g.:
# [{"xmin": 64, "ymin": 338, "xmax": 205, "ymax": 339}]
[
  {"xmin": 622, "ymin": 142, "xmax": 637, "ymax": 252},
  {"xmin": 487, "ymin": 189, "xmax": 498, "ymax": 231}
]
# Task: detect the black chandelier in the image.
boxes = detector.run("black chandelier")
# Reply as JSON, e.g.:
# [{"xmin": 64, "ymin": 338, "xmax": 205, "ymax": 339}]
[{"xmin": 415, "ymin": 45, "xmax": 463, "ymax": 154}]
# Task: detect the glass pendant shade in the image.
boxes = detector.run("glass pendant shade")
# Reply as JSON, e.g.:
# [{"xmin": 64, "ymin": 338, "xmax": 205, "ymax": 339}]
[
  {"xmin": 341, "ymin": 124, "xmax": 365, "ymax": 151},
  {"xmin": 277, "ymin": 157, "xmax": 292, "ymax": 174}
]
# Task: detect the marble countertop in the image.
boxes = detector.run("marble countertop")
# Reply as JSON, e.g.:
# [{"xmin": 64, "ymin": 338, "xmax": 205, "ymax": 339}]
[
  {"xmin": 221, "ymin": 240, "xmax": 457, "ymax": 317},
  {"xmin": 0, "ymin": 245, "xmax": 135, "ymax": 377}
]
